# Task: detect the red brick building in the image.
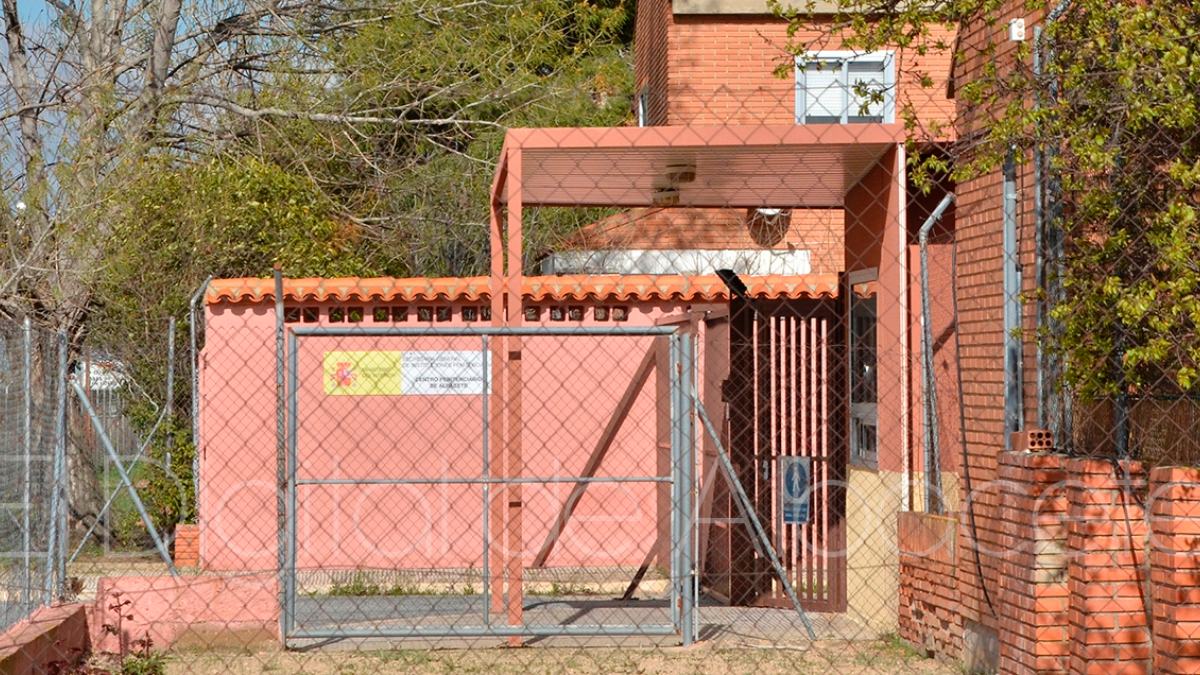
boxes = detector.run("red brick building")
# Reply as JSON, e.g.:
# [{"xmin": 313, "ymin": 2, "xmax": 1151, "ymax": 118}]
[
  {"xmin": 616, "ymin": 0, "xmax": 1072, "ymax": 667},
  {"xmin": 237, "ymin": 0, "xmax": 1159, "ymax": 662},
  {"xmin": 559, "ymin": 0, "xmax": 965, "ymax": 634}
]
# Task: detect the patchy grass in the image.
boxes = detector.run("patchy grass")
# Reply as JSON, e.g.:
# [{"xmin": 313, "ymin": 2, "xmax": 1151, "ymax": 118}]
[
  {"xmin": 543, "ymin": 582, "xmax": 603, "ymax": 597},
  {"xmin": 165, "ymin": 641, "xmax": 957, "ymax": 674},
  {"xmin": 321, "ymin": 574, "xmax": 433, "ymax": 597},
  {"xmin": 315, "ymin": 576, "xmax": 616, "ymax": 598}
]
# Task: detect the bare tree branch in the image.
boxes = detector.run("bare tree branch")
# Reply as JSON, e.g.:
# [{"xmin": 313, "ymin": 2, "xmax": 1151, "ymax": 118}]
[{"xmin": 181, "ymin": 94, "xmax": 508, "ymax": 129}]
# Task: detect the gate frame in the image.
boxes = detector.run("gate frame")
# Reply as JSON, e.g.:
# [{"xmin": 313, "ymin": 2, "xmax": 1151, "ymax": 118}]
[
  {"xmin": 707, "ymin": 297, "xmax": 849, "ymax": 613},
  {"xmin": 278, "ymin": 324, "xmax": 697, "ymax": 645}
]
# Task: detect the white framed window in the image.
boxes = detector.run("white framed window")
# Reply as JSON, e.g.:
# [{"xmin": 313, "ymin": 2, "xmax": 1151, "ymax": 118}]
[{"xmin": 795, "ymin": 51, "xmax": 895, "ymax": 124}]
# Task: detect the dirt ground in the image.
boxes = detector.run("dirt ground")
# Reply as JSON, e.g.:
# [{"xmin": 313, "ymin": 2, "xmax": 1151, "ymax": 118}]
[{"xmin": 165, "ymin": 639, "xmax": 958, "ymax": 674}]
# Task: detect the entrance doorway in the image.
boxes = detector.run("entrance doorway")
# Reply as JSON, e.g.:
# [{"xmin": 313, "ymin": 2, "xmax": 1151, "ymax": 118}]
[{"xmin": 700, "ymin": 298, "xmax": 848, "ymax": 612}]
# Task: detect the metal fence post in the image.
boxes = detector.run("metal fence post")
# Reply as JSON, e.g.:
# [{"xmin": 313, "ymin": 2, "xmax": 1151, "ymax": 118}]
[
  {"xmin": 679, "ymin": 331, "xmax": 696, "ymax": 646},
  {"xmin": 44, "ymin": 330, "xmax": 68, "ymax": 603},
  {"xmin": 668, "ymin": 334, "xmax": 681, "ymax": 631},
  {"xmin": 285, "ymin": 329, "xmax": 298, "ymax": 636},
  {"xmin": 189, "ymin": 276, "xmax": 211, "ymax": 517},
  {"xmin": 21, "ymin": 317, "xmax": 31, "ymax": 612},
  {"xmin": 274, "ymin": 266, "xmax": 287, "ymax": 642},
  {"xmin": 481, "ymin": 334, "xmax": 491, "ymax": 628},
  {"xmin": 57, "ymin": 333, "xmax": 69, "ymax": 597},
  {"xmin": 164, "ymin": 316, "xmax": 175, "ymax": 472}
]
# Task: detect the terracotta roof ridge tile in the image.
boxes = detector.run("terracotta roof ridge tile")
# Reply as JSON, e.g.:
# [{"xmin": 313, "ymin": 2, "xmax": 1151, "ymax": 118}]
[{"xmin": 206, "ymin": 273, "xmax": 838, "ymax": 305}]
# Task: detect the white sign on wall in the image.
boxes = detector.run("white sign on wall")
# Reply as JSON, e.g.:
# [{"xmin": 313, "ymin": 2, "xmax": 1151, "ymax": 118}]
[
  {"xmin": 400, "ymin": 350, "xmax": 491, "ymax": 395},
  {"xmin": 324, "ymin": 350, "xmax": 490, "ymax": 396}
]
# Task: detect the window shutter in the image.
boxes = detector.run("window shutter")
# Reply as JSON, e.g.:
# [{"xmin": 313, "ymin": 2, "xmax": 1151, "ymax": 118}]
[{"xmin": 803, "ymin": 60, "xmax": 845, "ymax": 123}]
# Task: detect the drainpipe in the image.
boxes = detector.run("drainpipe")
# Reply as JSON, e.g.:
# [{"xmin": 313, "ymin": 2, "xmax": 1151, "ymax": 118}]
[
  {"xmin": 1003, "ymin": 149, "xmax": 1024, "ymax": 451},
  {"xmin": 919, "ymin": 193, "xmax": 955, "ymax": 514}
]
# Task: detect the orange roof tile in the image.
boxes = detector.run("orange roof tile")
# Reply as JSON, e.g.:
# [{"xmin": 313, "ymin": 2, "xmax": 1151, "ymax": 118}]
[{"xmin": 206, "ymin": 274, "xmax": 838, "ymax": 305}]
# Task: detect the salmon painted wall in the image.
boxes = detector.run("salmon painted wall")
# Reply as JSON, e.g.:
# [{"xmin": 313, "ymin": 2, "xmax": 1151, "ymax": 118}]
[
  {"xmin": 199, "ymin": 298, "xmax": 704, "ymax": 572},
  {"xmin": 843, "ymin": 146, "xmax": 907, "ymax": 476},
  {"xmin": 907, "ymin": 243, "xmax": 962, "ymax": 495}
]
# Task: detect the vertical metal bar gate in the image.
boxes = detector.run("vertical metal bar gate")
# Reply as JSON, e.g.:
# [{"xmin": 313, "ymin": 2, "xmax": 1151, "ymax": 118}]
[{"xmin": 712, "ymin": 298, "xmax": 848, "ymax": 613}]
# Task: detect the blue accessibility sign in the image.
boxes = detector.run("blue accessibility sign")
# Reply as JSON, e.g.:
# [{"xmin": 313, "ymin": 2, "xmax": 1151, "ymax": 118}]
[{"xmin": 780, "ymin": 456, "xmax": 811, "ymax": 524}]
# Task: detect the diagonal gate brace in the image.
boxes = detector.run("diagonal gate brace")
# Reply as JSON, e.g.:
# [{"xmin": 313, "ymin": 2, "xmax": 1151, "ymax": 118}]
[
  {"xmin": 72, "ymin": 381, "xmax": 179, "ymax": 576},
  {"xmin": 68, "ymin": 391, "xmax": 173, "ymax": 566},
  {"xmin": 532, "ymin": 342, "xmax": 657, "ymax": 568},
  {"xmin": 693, "ymin": 389, "xmax": 816, "ymax": 640}
]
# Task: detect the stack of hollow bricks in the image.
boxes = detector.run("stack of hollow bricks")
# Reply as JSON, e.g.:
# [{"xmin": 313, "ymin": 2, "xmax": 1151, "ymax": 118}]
[{"xmin": 173, "ymin": 523, "xmax": 200, "ymax": 568}]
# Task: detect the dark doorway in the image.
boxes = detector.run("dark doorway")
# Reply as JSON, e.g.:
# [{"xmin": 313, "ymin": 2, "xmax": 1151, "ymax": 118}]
[{"xmin": 700, "ymin": 297, "xmax": 848, "ymax": 612}]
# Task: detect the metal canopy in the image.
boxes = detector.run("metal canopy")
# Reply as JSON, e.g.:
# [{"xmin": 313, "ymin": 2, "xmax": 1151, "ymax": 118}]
[{"xmin": 493, "ymin": 123, "xmax": 904, "ymax": 209}]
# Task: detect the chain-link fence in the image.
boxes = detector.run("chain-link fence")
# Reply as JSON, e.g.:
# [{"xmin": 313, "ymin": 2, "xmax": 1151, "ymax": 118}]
[
  {"xmin": 0, "ymin": 319, "xmax": 67, "ymax": 632},
  {"xmin": 3, "ymin": 2, "xmax": 1200, "ymax": 673}
]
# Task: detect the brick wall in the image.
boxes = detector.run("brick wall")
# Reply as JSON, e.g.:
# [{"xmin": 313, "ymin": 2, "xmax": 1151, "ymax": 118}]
[
  {"xmin": 953, "ymin": 153, "xmax": 1040, "ymax": 634},
  {"xmin": 898, "ymin": 512, "xmax": 963, "ymax": 660},
  {"xmin": 174, "ymin": 523, "xmax": 200, "ymax": 568},
  {"xmin": 661, "ymin": 15, "xmax": 955, "ymax": 129},
  {"xmin": 901, "ymin": 452, "xmax": 1200, "ymax": 674},
  {"xmin": 566, "ymin": 207, "xmax": 845, "ymax": 275},
  {"xmin": 631, "ymin": 4, "xmax": 956, "ymax": 128},
  {"xmin": 996, "ymin": 451, "xmax": 1069, "ymax": 674},
  {"xmin": 634, "ymin": 0, "xmax": 671, "ymax": 125},
  {"xmin": 1065, "ymin": 458, "xmax": 1151, "ymax": 675},
  {"xmin": 951, "ymin": 0, "xmax": 1044, "ymax": 627},
  {"xmin": 1149, "ymin": 466, "xmax": 1200, "ymax": 675}
]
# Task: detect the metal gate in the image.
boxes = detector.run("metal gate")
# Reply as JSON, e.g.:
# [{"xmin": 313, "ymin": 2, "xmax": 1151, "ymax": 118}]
[
  {"xmin": 280, "ymin": 325, "xmax": 697, "ymax": 645},
  {"xmin": 702, "ymin": 299, "xmax": 848, "ymax": 612}
]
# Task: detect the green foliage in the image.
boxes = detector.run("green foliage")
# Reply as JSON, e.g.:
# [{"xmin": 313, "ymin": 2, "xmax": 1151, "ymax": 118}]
[
  {"xmin": 779, "ymin": 0, "xmax": 1200, "ymax": 401},
  {"xmin": 91, "ymin": 155, "xmax": 388, "ymax": 359},
  {"xmin": 78, "ymin": 2, "xmax": 634, "ymax": 533},
  {"xmin": 1043, "ymin": 2, "xmax": 1200, "ymax": 400},
  {"xmin": 101, "ymin": 155, "xmax": 382, "ymax": 293},
  {"xmin": 101, "ymin": 407, "xmax": 195, "ymax": 547},
  {"xmin": 119, "ymin": 651, "xmax": 166, "ymax": 675},
  {"xmin": 88, "ymin": 157, "xmax": 393, "ymax": 540},
  {"xmin": 115, "ymin": 632, "xmax": 166, "ymax": 675},
  {"xmin": 250, "ymin": 0, "xmax": 634, "ymax": 277},
  {"xmin": 325, "ymin": 574, "xmax": 429, "ymax": 597},
  {"xmin": 139, "ymin": 409, "xmax": 195, "ymax": 526}
]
